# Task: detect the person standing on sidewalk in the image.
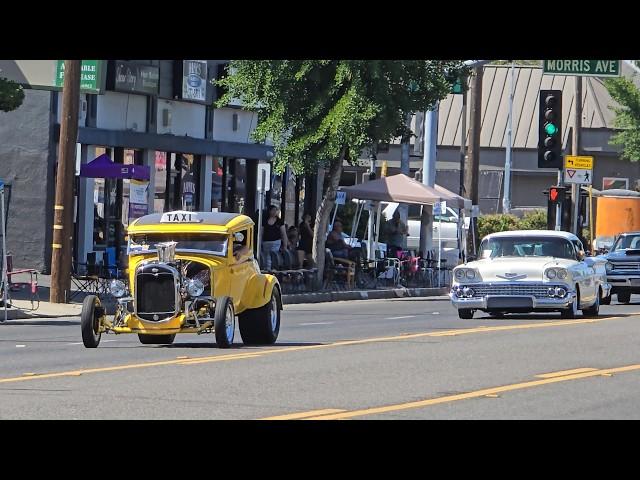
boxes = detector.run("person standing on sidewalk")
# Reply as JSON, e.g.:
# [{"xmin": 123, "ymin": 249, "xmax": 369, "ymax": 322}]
[
  {"xmin": 261, "ymin": 205, "xmax": 288, "ymax": 270},
  {"xmin": 298, "ymin": 212, "xmax": 314, "ymax": 267}
]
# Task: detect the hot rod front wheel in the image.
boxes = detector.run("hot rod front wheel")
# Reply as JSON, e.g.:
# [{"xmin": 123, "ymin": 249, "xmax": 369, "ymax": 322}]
[
  {"xmin": 81, "ymin": 295, "xmax": 102, "ymax": 348},
  {"xmin": 213, "ymin": 296, "xmax": 235, "ymax": 348},
  {"xmin": 238, "ymin": 290, "xmax": 281, "ymax": 345}
]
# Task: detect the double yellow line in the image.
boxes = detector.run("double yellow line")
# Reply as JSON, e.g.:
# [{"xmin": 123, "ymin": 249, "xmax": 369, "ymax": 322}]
[{"xmin": 263, "ymin": 363, "xmax": 640, "ymax": 420}]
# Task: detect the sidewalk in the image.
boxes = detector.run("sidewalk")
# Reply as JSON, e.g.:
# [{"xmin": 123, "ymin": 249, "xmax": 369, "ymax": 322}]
[{"xmin": 1, "ymin": 272, "xmax": 449, "ymax": 320}]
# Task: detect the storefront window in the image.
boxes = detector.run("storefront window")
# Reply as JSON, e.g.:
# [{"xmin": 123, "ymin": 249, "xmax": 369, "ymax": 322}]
[
  {"xmin": 211, "ymin": 157, "xmax": 223, "ymax": 211},
  {"xmin": 154, "ymin": 151, "xmax": 167, "ymax": 214}
]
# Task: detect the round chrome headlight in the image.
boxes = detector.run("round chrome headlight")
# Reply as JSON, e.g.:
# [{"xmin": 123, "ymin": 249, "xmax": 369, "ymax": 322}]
[
  {"xmin": 605, "ymin": 262, "xmax": 613, "ymax": 272},
  {"xmin": 455, "ymin": 269, "xmax": 465, "ymax": 280},
  {"xmin": 186, "ymin": 279, "xmax": 205, "ymax": 297},
  {"xmin": 546, "ymin": 269, "xmax": 557, "ymax": 279},
  {"xmin": 556, "ymin": 268, "xmax": 568, "ymax": 279},
  {"xmin": 465, "ymin": 269, "xmax": 476, "ymax": 279},
  {"xmin": 109, "ymin": 279, "xmax": 126, "ymax": 298}
]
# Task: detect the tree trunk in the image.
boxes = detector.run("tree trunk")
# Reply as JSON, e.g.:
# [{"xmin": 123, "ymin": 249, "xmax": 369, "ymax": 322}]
[{"xmin": 312, "ymin": 150, "xmax": 345, "ymax": 287}]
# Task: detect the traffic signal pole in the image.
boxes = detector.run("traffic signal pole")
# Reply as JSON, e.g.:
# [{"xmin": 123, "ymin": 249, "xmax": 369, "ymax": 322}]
[{"xmin": 571, "ymin": 76, "xmax": 583, "ymax": 236}]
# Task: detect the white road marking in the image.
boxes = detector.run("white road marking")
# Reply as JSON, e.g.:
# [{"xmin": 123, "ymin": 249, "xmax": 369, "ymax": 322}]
[
  {"xmin": 298, "ymin": 322, "xmax": 334, "ymax": 326},
  {"xmin": 386, "ymin": 315, "xmax": 416, "ymax": 320},
  {"xmin": 432, "ymin": 312, "xmax": 440, "ymax": 315},
  {"xmin": 15, "ymin": 345, "xmax": 26, "ymax": 348}
]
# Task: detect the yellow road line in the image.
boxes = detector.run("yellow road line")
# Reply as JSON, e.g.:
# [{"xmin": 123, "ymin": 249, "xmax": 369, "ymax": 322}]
[
  {"xmin": 301, "ymin": 363, "xmax": 640, "ymax": 420},
  {"xmin": 536, "ymin": 368, "xmax": 598, "ymax": 378},
  {"xmin": 262, "ymin": 409, "xmax": 346, "ymax": 420},
  {"xmin": 0, "ymin": 314, "xmax": 632, "ymax": 385}
]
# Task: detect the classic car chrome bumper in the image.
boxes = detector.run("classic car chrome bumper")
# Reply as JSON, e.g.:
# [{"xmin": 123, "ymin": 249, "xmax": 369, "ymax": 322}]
[
  {"xmin": 449, "ymin": 282, "xmax": 576, "ymax": 310},
  {"xmin": 607, "ymin": 273, "xmax": 640, "ymax": 289}
]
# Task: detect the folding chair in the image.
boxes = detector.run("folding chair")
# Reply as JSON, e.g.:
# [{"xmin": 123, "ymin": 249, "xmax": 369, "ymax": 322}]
[{"xmin": 70, "ymin": 252, "xmax": 102, "ymax": 301}]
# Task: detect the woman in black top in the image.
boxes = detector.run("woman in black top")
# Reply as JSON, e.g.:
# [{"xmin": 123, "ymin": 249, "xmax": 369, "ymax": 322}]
[
  {"xmin": 298, "ymin": 212, "xmax": 314, "ymax": 267},
  {"xmin": 261, "ymin": 205, "xmax": 288, "ymax": 270}
]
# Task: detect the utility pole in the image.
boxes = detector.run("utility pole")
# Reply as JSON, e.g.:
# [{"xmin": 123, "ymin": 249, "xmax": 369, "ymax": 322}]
[
  {"xmin": 399, "ymin": 113, "xmax": 412, "ymax": 244},
  {"xmin": 459, "ymin": 88, "xmax": 468, "ymax": 197},
  {"xmin": 464, "ymin": 66, "xmax": 483, "ymax": 255},
  {"xmin": 419, "ymin": 103, "xmax": 438, "ymax": 257},
  {"xmin": 571, "ymin": 76, "xmax": 583, "ymax": 235},
  {"xmin": 50, "ymin": 60, "xmax": 81, "ymax": 303},
  {"xmin": 502, "ymin": 61, "xmax": 515, "ymax": 213}
]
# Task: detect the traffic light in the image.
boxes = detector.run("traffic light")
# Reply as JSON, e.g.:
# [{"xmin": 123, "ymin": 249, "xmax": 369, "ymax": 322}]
[
  {"xmin": 548, "ymin": 186, "xmax": 566, "ymax": 204},
  {"xmin": 538, "ymin": 90, "xmax": 563, "ymax": 169}
]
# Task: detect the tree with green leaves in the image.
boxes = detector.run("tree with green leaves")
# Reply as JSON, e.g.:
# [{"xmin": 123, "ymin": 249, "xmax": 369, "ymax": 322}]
[
  {"xmin": 605, "ymin": 75, "xmax": 640, "ymax": 162},
  {"xmin": 216, "ymin": 60, "xmax": 465, "ymax": 282},
  {"xmin": 0, "ymin": 77, "xmax": 25, "ymax": 112}
]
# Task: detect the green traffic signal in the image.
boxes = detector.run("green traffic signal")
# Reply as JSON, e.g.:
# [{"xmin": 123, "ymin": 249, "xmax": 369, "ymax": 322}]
[{"xmin": 545, "ymin": 123, "xmax": 558, "ymax": 135}]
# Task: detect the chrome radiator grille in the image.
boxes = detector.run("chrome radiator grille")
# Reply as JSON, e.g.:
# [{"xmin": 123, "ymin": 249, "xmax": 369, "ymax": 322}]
[
  {"xmin": 610, "ymin": 262, "xmax": 640, "ymax": 271},
  {"xmin": 463, "ymin": 284, "xmax": 558, "ymax": 298}
]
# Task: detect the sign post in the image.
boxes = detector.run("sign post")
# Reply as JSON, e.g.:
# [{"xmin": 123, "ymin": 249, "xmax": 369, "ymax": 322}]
[
  {"xmin": 564, "ymin": 155, "xmax": 594, "ymax": 236},
  {"xmin": 256, "ymin": 163, "xmax": 271, "ymax": 268},
  {"xmin": 0, "ymin": 179, "xmax": 7, "ymax": 322},
  {"xmin": 434, "ymin": 201, "xmax": 447, "ymax": 286}
]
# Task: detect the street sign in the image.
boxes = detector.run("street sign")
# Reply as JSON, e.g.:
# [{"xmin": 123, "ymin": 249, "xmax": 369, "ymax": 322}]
[
  {"xmin": 565, "ymin": 155, "xmax": 594, "ymax": 170},
  {"xmin": 433, "ymin": 201, "xmax": 447, "ymax": 216},
  {"xmin": 543, "ymin": 60, "xmax": 620, "ymax": 78},
  {"xmin": 564, "ymin": 168, "xmax": 592, "ymax": 185},
  {"xmin": 335, "ymin": 191, "xmax": 346, "ymax": 205},
  {"xmin": 257, "ymin": 163, "xmax": 271, "ymax": 192}
]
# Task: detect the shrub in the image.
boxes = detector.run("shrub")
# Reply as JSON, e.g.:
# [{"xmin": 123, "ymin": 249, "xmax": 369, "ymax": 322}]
[
  {"xmin": 477, "ymin": 214, "xmax": 519, "ymax": 239},
  {"xmin": 517, "ymin": 210, "xmax": 547, "ymax": 230}
]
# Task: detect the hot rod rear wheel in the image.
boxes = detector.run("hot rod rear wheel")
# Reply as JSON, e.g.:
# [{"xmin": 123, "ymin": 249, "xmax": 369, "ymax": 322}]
[
  {"xmin": 238, "ymin": 290, "xmax": 281, "ymax": 345},
  {"xmin": 213, "ymin": 296, "xmax": 235, "ymax": 348},
  {"xmin": 81, "ymin": 295, "xmax": 102, "ymax": 348},
  {"xmin": 458, "ymin": 309, "xmax": 474, "ymax": 320},
  {"xmin": 138, "ymin": 334, "xmax": 176, "ymax": 345}
]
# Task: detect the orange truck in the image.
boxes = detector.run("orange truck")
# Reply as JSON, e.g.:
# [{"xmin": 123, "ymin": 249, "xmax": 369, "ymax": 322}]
[{"xmin": 594, "ymin": 190, "xmax": 640, "ymax": 251}]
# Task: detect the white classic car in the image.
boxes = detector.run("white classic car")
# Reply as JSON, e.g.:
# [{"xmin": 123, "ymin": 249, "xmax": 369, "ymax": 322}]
[{"xmin": 450, "ymin": 230, "xmax": 611, "ymax": 319}]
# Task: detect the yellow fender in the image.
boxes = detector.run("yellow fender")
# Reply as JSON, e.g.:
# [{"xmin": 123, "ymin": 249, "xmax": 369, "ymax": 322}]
[{"xmin": 239, "ymin": 272, "xmax": 281, "ymax": 314}]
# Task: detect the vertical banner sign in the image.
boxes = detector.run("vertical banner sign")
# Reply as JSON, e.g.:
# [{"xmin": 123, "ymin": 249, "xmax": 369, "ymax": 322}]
[
  {"xmin": 129, "ymin": 179, "xmax": 149, "ymax": 221},
  {"xmin": 182, "ymin": 60, "xmax": 207, "ymax": 102}
]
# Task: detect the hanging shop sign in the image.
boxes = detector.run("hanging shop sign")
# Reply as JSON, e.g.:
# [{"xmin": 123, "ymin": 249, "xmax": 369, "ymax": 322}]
[
  {"xmin": 111, "ymin": 61, "xmax": 159, "ymax": 95},
  {"xmin": 182, "ymin": 60, "xmax": 208, "ymax": 102}
]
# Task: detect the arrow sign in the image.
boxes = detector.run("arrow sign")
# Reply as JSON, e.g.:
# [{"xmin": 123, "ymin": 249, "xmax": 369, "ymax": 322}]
[{"xmin": 567, "ymin": 169, "xmax": 576, "ymax": 178}]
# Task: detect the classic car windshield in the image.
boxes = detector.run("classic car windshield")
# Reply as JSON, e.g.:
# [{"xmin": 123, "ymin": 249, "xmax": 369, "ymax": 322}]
[
  {"xmin": 128, "ymin": 233, "xmax": 228, "ymax": 256},
  {"xmin": 611, "ymin": 235, "xmax": 640, "ymax": 251},
  {"xmin": 479, "ymin": 236, "xmax": 577, "ymax": 260}
]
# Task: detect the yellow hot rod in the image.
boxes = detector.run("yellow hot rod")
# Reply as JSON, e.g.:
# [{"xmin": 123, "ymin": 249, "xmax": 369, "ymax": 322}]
[{"xmin": 80, "ymin": 211, "xmax": 282, "ymax": 348}]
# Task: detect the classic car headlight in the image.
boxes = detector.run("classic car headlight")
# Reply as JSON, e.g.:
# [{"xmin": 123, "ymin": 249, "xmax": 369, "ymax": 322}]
[
  {"xmin": 545, "ymin": 267, "xmax": 568, "ymax": 280},
  {"xmin": 605, "ymin": 262, "xmax": 613, "ymax": 272},
  {"xmin": 455, "ymin": 269, "xmax": 465, "ymax": 280},
  {"xmin": 186, "ymin": 279, "xmax": 205, "ymax": 297},
  {"xmin": 465, "ymin": 269, "xmax": 476, "ymax": 279},
  {"xmin": 109, "ymin": 279, "xmax": 127, "ymax": 298}
]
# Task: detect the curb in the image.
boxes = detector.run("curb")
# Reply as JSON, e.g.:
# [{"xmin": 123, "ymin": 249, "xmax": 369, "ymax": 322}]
[{"xmin": 282, "ymin": 287, "xmax": 449, "ymax": 305}]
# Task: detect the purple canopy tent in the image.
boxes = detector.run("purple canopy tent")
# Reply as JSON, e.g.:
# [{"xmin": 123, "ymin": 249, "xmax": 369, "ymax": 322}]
[{"xmin": 80, "ymin": 154, "xmax": 150, "ymax": 180}]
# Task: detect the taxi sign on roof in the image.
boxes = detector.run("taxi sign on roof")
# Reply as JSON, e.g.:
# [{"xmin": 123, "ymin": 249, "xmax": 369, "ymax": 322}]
[{"xmin": 160, "ymin": 211, "xmax": 203, "ymax": 223}]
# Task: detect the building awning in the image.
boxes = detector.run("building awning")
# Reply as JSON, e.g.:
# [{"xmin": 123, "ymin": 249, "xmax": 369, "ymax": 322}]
[{"xmin": 80, "ymin": 154, "xmax": 150, "ymax": 180}]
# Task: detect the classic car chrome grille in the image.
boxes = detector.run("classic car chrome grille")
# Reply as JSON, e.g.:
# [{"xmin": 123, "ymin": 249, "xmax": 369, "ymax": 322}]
[
  {"xmin": 463, "ymin": 284, "xmax": 559, "ymax": 298},
  {"xmin": 135, "ymin": 264, "xmax": 178, "ymax": 321},
  {"xmin": 610, "ymin": 262, "xmax": 640, "ymax": 271}
]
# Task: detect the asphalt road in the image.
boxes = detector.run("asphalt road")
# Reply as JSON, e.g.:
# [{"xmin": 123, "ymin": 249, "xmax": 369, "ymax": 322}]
[{"xmin": 1, "ymin": 297, "xmax": 639, "ymax": 419}]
